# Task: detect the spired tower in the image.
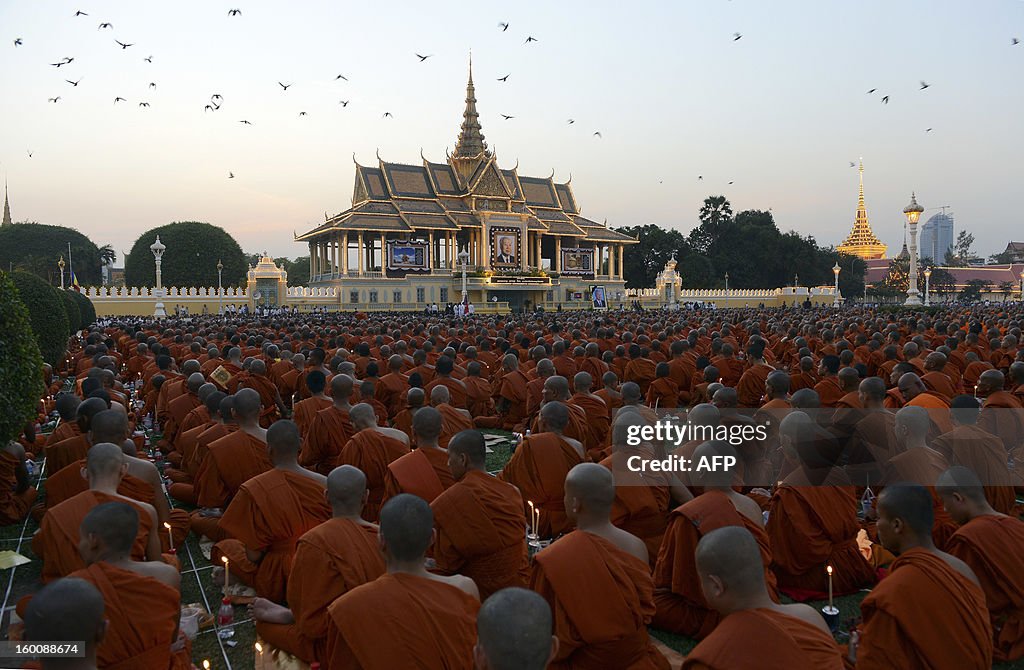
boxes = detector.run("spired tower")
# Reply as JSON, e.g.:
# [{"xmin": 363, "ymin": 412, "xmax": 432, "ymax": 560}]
[
  {"xmin": 2, "ymin": 181, "xmax": 11, "ymax": 227},
  {"xmin": 836, "ymin": 161, "xmax": 887, "ymax": 259}
]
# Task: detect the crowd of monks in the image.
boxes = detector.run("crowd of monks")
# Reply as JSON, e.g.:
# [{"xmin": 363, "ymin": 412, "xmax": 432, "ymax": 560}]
[{"xmin": 5, "ymin": 303, "xmax": 1024, "ymax": 669}]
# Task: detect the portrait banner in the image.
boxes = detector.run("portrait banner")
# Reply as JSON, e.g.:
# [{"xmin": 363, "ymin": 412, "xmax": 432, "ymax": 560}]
[
  {"xmin": 590, "ymin": 285, "xmax": 608, "ymax": 309},
  {"xmin": 490, "ymin": 226, "xmax": 521, "ymax": 269},
  {"xmin": 387, "ymin": 240, "xmax": 429, "ymax": 272},
  {"xmin": 560, "ymin": 247, "xmax": 595, "ymax": 276}
]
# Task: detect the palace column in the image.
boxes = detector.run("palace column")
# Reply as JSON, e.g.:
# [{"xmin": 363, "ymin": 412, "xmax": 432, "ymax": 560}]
[
  {"xmin": 357, "ymin": 231, "xmax": 364, "ymax": 275},
  {"xmin": 536, "ymin": 233, "xmax": 543, "ymax": 270},
  {"xmin": 313, "ymin": 242, "xmax": 320, "ymax": 278},
  {"xmin": 330, "ymin": 237, "xmax": 336, "ymax": 276},
  {"xmin": 555, "ymin": 236, "xmax": 562, "ymax": 272},
  {"xmin": 608, "ymin": 244, "xmax": 615, "ymax": 278},
  {"xmin": 381, "ymin": 232, "xmax": 386, "ymax": 272},
  {"xmin": 618, "ymin": 245, "xmax": 624, "ymax": 278},
  {"xmin": 308, "ymin": 243, "xmax": 314, "ymax": 280},
  {"xmin": 342, "ymin": 232, "xmax": 349, "ymax": 274},
  {"xmin": 428, "ymin": 231, "xmax": 435, "ymax": 269}
]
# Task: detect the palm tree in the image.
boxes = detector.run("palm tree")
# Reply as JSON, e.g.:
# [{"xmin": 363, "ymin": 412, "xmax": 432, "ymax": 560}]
[
  {"xmin": 98, "ymin": 244, "xmax": 117, "ymax": 267},
  {"xmin": 698, "ymin": 196, "xmax": 733, "ymax": 229}
]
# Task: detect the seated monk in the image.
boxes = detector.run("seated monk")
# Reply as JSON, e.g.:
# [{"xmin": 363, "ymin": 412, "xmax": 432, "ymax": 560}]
[
  {"xmin": 681, "ymin": 526, "xmax": 844, "ymax": 669},
  {"xmin": 623, "ymin": 344, "xmax": 657, "ymax": 396},
  {"xmin": 301, "ymin": 374, "xmax": 356, "ymax": 475},
  {"xmin": 167, "ymin": 393, "xmax": 232, "ymax": 507},
  {"xmin": 34, "ymin": 443, "xmax": 162, "ymax": 582},
  {"xmin": 383, "ymin": 406, "xmax": 451, "ymax": 504},
  {"xmin": 653, "ymin": 441, "xmax": 777, "ymax": 639},
  {"xmin": 595, "ymin": 371, "xmax": 623, "ymax": 420},
  {"xmin": 339, "ymin": 403, "xmax": 410, "ymax": 521},
  {"xmin": 251, "ymin": 465, "xmax": 386, "ymax": 664},
  {"xmin": 190, "ymin": 389, "xmax": 271, "ymax": 541},
  {"xmin": 45, "ymin": 394, "xmax": 82, "ymax": 447},
  {"xmin": 376, "ymin": 355, "xmax": 410, "ymax": 418},
  {"xmin": 71, "ymin": 502, "xmax": 190, "ymax": 669},
  {"xmin": 292, "ymin": 370, "xmax": 332, "ymax": 438},
  {"xmin": 164, "ymin": 382, "xmax": 217, "ymax": 481},
  {"xmin": 570, "ymin": 372, "xmax": 610, "ymax": 449},
  {"xmin": 391, "ymin": 387, "xmax": 424, "ymax": 443},
  {"xmin": 356, "ymin": 380, "xmax": 389, "ymax": 426},
  {"xmin": 977, "ymin": 369, "xmax": 1024, "ymax": 454},
  {"xmin": 475, "ymin": 587, "xmax": 558, "ymax": 670},
  {"xmin": 931, "ymin": 395, "xmax": 1016, "ymax": 514},
  {"xmin": 238, "ymin": 359, "xmax": 286, "ymax": 427},
  {"xmin": 767, "ymin": 412, "xmax": 875, "ymax": 598},
  {"xmin": 213, "ymin": 420, "xmax": 330, "ymax": 604},
  {"xmin": 939, "ymin": 467, "xmax": 1024, "ymax": 662},
  {"xmin": 736, "ymin": 342, "xmax": 775, "ymax": 409},
  {"xmin": 882, "ymin": 406, "xmax": 958, "ymax": 549},
  {"xmin": 464, "ymin": 361, "xmax": 496, "ymax": 418},
  {"xmin": 44, "ymin": 397, "xmax": 105, "ymax": 476},
  {"xmin": 645, "ymin": 362, "xmax": 680, "ymax": 409},
  {"xmin": 324, "ymin": 494, "xmax": 479, "ymax": 668},
  {"xmin": 23, "ymin": 578, "xmax": 107, "ymax": 670},
  {"xmin": 500, "ymin": 401, "xmax": 586, "ymax": 538},
  {"xmin": 424, "ymin": 356, "xmax": 469, "ymax": 410},
  {"xmin": 162, "ymin": 372, "xmax": 204, "ymax": 456},
  {"xmin": 430, "ymin": 385, "xmax": 473, "ymax": 448},
  {"xmin": 851, "ymin": 483, "xmax": 992, "ymax": 669},
  {"xmin": 531, "ymin": 463, "xmax": 669, "ymax": 669},
  {"xmin": 432, "ymin": 430, "xmax": 529, "ymax": 599},
  {"xmin": 813, "ymin": 355, "xmax": 844, "ymax": 408},
  {"xmin": 529, "ymin": 376, "xmax": 590, "ymax": 454},
  {"xmin": 921, "ymin": 352, "xmax": 958, "ymax": 403},
  {"xmin": 898, "ymin": 372, "xmax": 953, "ymax": 437},
  {"xmin": 475, "ymin": 354, "xmax": 529, "ymax": 430},
  {"xmin": 0, "ymin": 440, "xmax": 37, "ymax": 526}
]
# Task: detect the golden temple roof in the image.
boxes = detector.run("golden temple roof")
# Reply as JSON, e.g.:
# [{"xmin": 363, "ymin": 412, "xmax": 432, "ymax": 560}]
[{"xmin": 837, "ymin": 160, "xmax": 887, "ymax": 260}]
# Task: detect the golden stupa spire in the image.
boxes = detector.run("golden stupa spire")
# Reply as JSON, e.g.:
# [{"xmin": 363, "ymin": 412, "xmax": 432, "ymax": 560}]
[{"xmin": 837, "ymin": 159, "xmax": 887, "ymax": 260}]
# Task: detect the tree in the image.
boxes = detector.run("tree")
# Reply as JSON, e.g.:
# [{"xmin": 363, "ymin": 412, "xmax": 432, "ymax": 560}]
[
  {"xmin": 286, "ymin": 256, "xmax": 310, "ymax": 287},
  {"xmin": 124, "ymin": 222, "xmax": 247, "ymax": 288},
  {"xmin": 59, "ymin": 290, "xmax": 82, "ymax": 332},
  {"xmin": 988, "ymin": 251, "xmax": 1015, "ymax": 265},
  {"xmin": 67, "ymin": 289, "xmax": 97, "ymax": 326},
  {"xmin": 947, "ymin": 231, "xmax": 976, "ymax": 266},
  {"xmin": 929, "ymin": 268, "xmax": 957, "ymax": 302},
  {"xmin": 959, "ymin": 279, "xmax": 991, "ymax": 303},
  {"xmin": 0, "ymin": 222, "xmax": 104, "ymax": 285},
  {"xmin": 614, "ymin": 224, "xmax": 687, "ymax": 288},
  {"xmin": 998, "ymin": 281, "xmax": 1015, "ymax": 302},
  {"xmin": 0, "ymin": 271, "xmax": 45, "ymax": 445},
  {"xmin": 9, "ymin": 270, "xmax": 69, "ymax": 366},
  {"xmin": 97, "ymin": 244, "xmax": 117, "ymax": 267},
  {"xmin": 690, "ymin": 196, "xmax": 734, "ymax": 254}
]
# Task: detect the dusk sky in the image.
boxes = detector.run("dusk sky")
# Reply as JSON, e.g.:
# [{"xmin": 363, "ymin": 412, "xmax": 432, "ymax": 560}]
[{"xmin": 2, "ymin": 0, "xmax": 1023, "ymax": 268}]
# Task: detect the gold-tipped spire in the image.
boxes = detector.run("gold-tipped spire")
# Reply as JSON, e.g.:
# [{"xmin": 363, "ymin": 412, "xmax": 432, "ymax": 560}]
[
  {"xmin": 837, "ymin": 159, "xmax": 887, "ymax": 260},
  {"xmin": 2, "ymin": 179, "xmax": 11, "ymax": 227},
  {"xmin": 453, "ymin": 53, "xmax": 488, "ymax": 158}
]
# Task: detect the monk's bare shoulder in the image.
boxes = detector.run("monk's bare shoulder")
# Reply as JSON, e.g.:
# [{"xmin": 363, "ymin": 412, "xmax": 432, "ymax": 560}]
[
  {"xmin": 128, "ymin": 457, "xmax": 161, "ymax": 486},
  {"xmin": 432, "ymin": 572, "xmax": 480, "ymax": 601},
  {"xmin": 773, "ymin": 603, "xmax": 830, "ymax": 634},
  {"xmin": 129, "ymin": 560, "xmax": 181, "ymax": 590},
  {"xmin": 728, "ymin": 491, "xmax": 764, "ymax": 527},
  {"xmin": 606, "ymin": 527, "xmax": 648, "ymax": 565},
  {"xmin": 562, "ymin": 436, "xmax": 585, "ymax": 459},
  {"xmin": 298, "ymin": 468, "xmax": 328, "ymax": 486},
  {"xmin": 3, "ymin": 442, "xmax": 26, "ymax": 459},
  {"xmin": 937, "ymin": 549, "xmax": 981, "ymax": 587}
]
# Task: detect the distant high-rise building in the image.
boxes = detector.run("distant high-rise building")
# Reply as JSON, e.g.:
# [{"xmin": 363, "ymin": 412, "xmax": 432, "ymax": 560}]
[
  {"xmin": 837, "ymin": 161, "xmax": 887, "ymax": 260},
  {"xmin": 920, "ymin": 212, "xmax": 954, "ymax": 263}
]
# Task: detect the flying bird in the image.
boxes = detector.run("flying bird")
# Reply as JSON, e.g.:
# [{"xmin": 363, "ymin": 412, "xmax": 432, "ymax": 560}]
[
  {"xmin": 501, "ymin": 114, "xmax": 514, "ymax": 120},
  {"xmin": 849, "ymin": 161, "xmax": 856, "ymax": 168},
  {"xmin": 148, "ymin": 82, "xmax": 156, "ymax": 89},
  {"xmin": 881, "ymin": 95, "xmax": 889, "ymax": 104},
  {"xmin": 144, "ymin": 55, "xmax": 153, "ymax": 62},
  {"xmin": 299, "ymin": 111, "xmax": 307, "ymax": 116},
  {"xmin": 499, "ymin": 22, "xmax": 509, "ymax": 31},
  {"xmin": 919, "ymin": 80, "xmax": 930, "ymax": 90},
  {"xmin": 593, "ymin": 131, "xmax": 602, "ymax": 138},
  {"xmin": 51, "ymin": 61, "xmax": 68, "ymax": 67},
  {"xmin": 524, "ymin": 36, "xmax": 538, "ymax": 44},
  {"xmin": 1013, "ymin": 38, "xmax": 1020, "ymax": 45},
  {"xmin": 925, "ymin": 128, "xmax": 933, "ymax": 132},
  {"xmin": 98, "ymin": 22, "xmax": 112, "ymax": 29},
  {"xmin": 138, "ymin": 102, "xmax": 149, "ymax": 107},
  {"xmin": 415, "ymin": 53, "xmax": 432, "ymax": 62},
  {"xmin": 698, "ymin": 175, "xmax": 703, "ymax": 181},
  {"xmin": 228, "ymin": 8, "xmax": 242, "ymax": 16},
  {"xmin": 733, "ymin": 32, "xmax": 742, "ymax": 40},
  {"xmin": 14, "ymin": 38, "xmax": 22, "ymax": 46},
  {"xmin": 48, "ymin": 97, "xmax": 61, "ymax": 103},
  {"xmin": 567, "ymin": 118, "xmax": 575, "ymax": 124},
  {"xmin": 278, "ymin": 82, "xmax": 292, "ymax": 91},
  {"xmin": 115, "ymin": 40, "xmax": 133, "ymax": 49},
  {"xmin": 383, "ymin": 111, "xmax": 393, "ymax": 118},
  {"xmin": 65, "ymin": 79, "xmax": 81, "ymax": 86},
  {"xmin": 497, "ymin": 74, "xmax": 509, "ymax": 82},
  {"xmin": 339, "ymin": 100, "xmax": 349, "ymax": 107},
  {"xmin": 229, "ymin": 172, "xmax": 235, "ymax": 178},
  {"xmin": 204, "ymin": 104, "xmax": 214, "ymax": 112},
  {"xmin": 728, "ymin": 181, "xmax": 734, "ymax": 185},
  {"xmin": 114, "ymin": 97, "xmax": 126, "ymax": 103},
  {"xmin": 335, "ymin": 74, "xmax": 348, "ymax": 81},
  {"xmin": 211, "ymin": 94, "xmax": 223, "ymax": 101},
  {"xmin": 866, "ymin": 88, "xmax": 876, "ymax": 94},
  {"xmin": 239, "ymin": 119, "xmax": 252, "ymax": 125},
  {"xmin": 74, "ymin": 10, "xmax": 88, "ymax": 16},
  {"xmin": 27, "ymin": 150, "xmax": 33, "ymax": 158}
]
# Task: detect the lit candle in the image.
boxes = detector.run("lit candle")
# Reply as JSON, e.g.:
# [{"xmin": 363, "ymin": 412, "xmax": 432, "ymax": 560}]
[
  {"xmin": 527, "ymin": 500, "xmax": 536, "ymax": 535},
  {"xmin": 535, "ymin": 506, "xmax": 541, "ymax": 537},
  {"xmin": 221, "ymin": 555, "xmax": 229, "ymax": 590},
  {"xmin": 826, "ymin": 564, "xmax": 834, "ymax": 610},
  {"xmin": 163, "ymin": 522, "xmax": 174, "ymax": 554},
  {"xmin": 203, "ymin": 661, "xmax": 210, "ymax": 670},
  {"xmin": 255, "ymin": 642, "xmax": 263, "ymax": 665}
]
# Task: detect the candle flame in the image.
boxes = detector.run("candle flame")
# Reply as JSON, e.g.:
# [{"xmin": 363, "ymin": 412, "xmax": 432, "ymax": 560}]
[
  {"xmin": 255, "ymin": 642, "xmax": 262, "ymax": 653},
  {"xmin": 221, "ymin": 556, "xmax": 228, "ymax": 565},
  {"xmin": 203, "ymin": 661, "xmax": 210, "ymax": 670},
  {"xmin": 163, "ymin": 522, "xmax": 171, "ymax": 530},
  {"xmin": 827, "ymin": 565, "xmax": 833, "ymax": 575}
]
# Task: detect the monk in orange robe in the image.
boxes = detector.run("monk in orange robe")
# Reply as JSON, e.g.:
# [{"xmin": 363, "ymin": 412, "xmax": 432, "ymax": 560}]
[
  {"xmin": 431, "ymin": 386, "xmax": 473, "ymax": 448},
  {"xmin": 653, "ymin": 443, "xmax": 778, "ymax": 639},
  {"xmin": 977, "ymin": 369, "xmax": 1024, "ymax": 453},
  {"xmin": 645, "ymin": 362, "xmax": 680, "ymax": 409},
  {"xmin": 939, "ymin": 466, "xmax": 1024, "ymax": 662},
  {"xmin": 71, "ymin": 502, "xmax": 191, "ymax": 670},
  {"xmin": 301, "ymin": 374, "xmax": 356, "ymax": 475},
  {"xmin": 623, "ymin": 344, "xmax": 658, "ymax": 396},
  {"xmin": 898, "ymin": 372, "xmax": 954, "ymax": 437},
  {"xmin": 432, "ymin": 430, "xmax": 529, "ymax": 599},
  {"xmin": 162, "ymin": 372, "xmax": 203, "ymax": 450},
  {"xmin": 852, "ymin": 483, "xmax": 993, "ymax": 669},
  {"xmin": 595, "ymin": 372, "xmax": 623, "ymax": 419},
  {"xmin": 528, "ymin": 376, "xmax": 591, "ymax": 452},
  {"xmin": 34, "ymin": 443, "xmax": 161, "ymax": 582},
  {"xmin": 45, "ymin": 397, "xmax": 107, "ymax": 476},
  {"xmin": 251, "ymin": 465, "xmax": 386, "ymax": 664},
  {"xmin": 570, "ymin": 372, "xmax": 610, "ymax": 448},
  {"xmin": 237, "ymin": 359, "xmax": 286, "ymax": 427},
  {"xmin": 424, "ymin": 356, "xmax": 469, "ymax": 409},
  {"xmin": 500, "ymin": 401, "xmax": 586, "ymax": 538},
  {"xmin": 579, "ymin": 344, "xmax": 610, "ymax": 395},
  {"xmin": 324, "ymin": 494, "xmax": 479, "ymax": 669},
  {"xmin": 0, "ymin": 442, "xmax": 37, "ymax": 526},
  {"xmin": 167, "ymin": 394, "xmax": 232, "ymax": 506},
  {"xmin": 813, "ymin": 355, "xmax": 844, "ymax": 408},
  {"xmin": 531, "ymin": 463, "xmax": 669, "ymax": 669},
  {"xmin": 681, "ymin": 526, "xmax": 845, "ymax": 669},
  {"xmin": 767, "ymin": 412, "xmax": 876, "ymax": 598},
  {"xmin": 45, "ymin": 395, "xmax": 81, "ymax": 446},
  {"xmin": 463, "ymin": 362, "xmax": 496, "ymax": 418},
  {"xmin": 921, "ymin": 353, "xmax": 958, "ymax": 403},
  {"xmin": 382, "ymin": 406, "xmax": 452, "ymax": 505},
  {"xmin": 477, "ymin": 354, "xmax": 530, "ymax": 430},
  {"xmin": 376, "ymin": 355, "xmax": 410, "ymax": 418},
  {"xmin": 291, "ymin": 370, "xmax": 331, "ymax": 437},
  {"xmin": 736, "ymin": 343, "xmax": 774, "ymax": 408},
  {"xmin": 213, "ymin": 420, "xmax": 330, "ymax": 603},
  {"xmin": 338, "ymin": 403, "xmax": 410, "ymax": 521}
]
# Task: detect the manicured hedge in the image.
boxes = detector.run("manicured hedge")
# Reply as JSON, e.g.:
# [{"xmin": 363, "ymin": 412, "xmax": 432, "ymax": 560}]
[
  {"xmin": 67, "ymin": 290, "xmax": 97, "ymax": 328},
  {"xmin": 0, "ymin": 271, "xmax": 46, "ymax": 444},
  {"xmin": 9, "ymin": 271, "xmax": 69, "ymax": 366}
]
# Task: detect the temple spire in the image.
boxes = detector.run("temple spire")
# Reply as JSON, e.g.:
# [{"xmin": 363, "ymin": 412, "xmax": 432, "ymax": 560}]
[
  {"xmin": 2, "ymin": 180, "xmax": 11, "ymax": 227},
  {"xmin": 454, "ymin": 54, "xmax": 488, "ymax": 158},
  {"xmin": 836, "ymin": 159, "xmax": 887, "ymax": 260}
]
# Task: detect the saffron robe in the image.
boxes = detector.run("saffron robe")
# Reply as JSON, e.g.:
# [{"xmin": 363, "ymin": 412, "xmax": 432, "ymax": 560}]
[
  {"xmin": 736, "ymin": 363, "xmax": 773, "ymax": 408},
  {"xmin": 437, "ymin": 403, "xmax": 473, "ymax": 448},
  {"xmin": 882, "ymin": 447, "xmax": 958, "ymax": 549},
  {"xmin": 336, "ymin": 429, "xmax": 410, "ymax": 522},
  {"xmin": 0, "ymin": 451, "xmax": 36, "ymax": 525},
  {"xmin": 932, "ymin": 424, "xmax": 1016, "ymax": 514},
  {"xmin": 499, "ymin": 432, "xmax": 585, "ymax": 538},
  {"xmin": 624, "ymin": 357, "xmax": 658, "ymax": 395},
  {"xmin": 301, "ymin": 405, "xmax": 355, "ymax": 475},
  {"xmin": 44, "ymin": 433, "xmax": 89, "ymax": 476},
  {"xmin": 195, "ymin": 430, "xmax": 272, "ymax": 509},
  {"xmin": 383, "ymin": 447, "xmax": 454, "ymax": 505},
  {"xmin": 292, "ymin": 396, "xmax": 331, "ymax": 438}
]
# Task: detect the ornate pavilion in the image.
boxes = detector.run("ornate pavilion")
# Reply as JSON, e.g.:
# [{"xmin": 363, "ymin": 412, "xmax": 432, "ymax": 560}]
[
  {"xmin": 836, "ymin": 161, "xmax": 887, "ymax": 260},
  {"xmin": 296, "ymin": 63, "xmax": 636, "ymax": 311}
]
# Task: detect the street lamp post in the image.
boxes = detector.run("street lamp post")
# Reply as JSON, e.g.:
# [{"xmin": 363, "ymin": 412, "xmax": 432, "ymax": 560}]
[
  {"xmin": 832, "ymin": 262, "xmax": 841, "ymax": 307},
  {"xmin": 58, "ymin": 255, "xmax": 66, "ymax": 290},
  {"xmin": 724, "ymin": 272, "xmax": 729, "ymax": 309},
  {"xmin": 903, "ymin": 193, "xmax": 924, "ymax": 306},
  {"xmin": 458, "ymin": 245, "xmax": 470, "ymax": 305},
  {"xmin": 150, "ymin": 235, "xmax": 166, "ymax": 318},
  {"xmin": 794, "ymin": 274, "xmax": 800, "ymax": 307},
  {"xmin": 217, "ymin": 259, "xmax": 224, "ymax": 316},
  {"xmin": 923, "ymin": 267, "xmax": 932, "ymax": 306}
]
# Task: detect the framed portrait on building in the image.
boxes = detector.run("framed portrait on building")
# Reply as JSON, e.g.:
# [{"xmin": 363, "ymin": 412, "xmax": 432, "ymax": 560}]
[
  {"xmin": 489, "ymin": 226, "xmax": 521, "ymax": 268},
  {"xmin": 386, "ymin": 240, "xmax": 429, "ymax": 272},
  {"xmin": 590, "ymin": 285, "xmax": 608, "ymax": 310},
  {"xmin": 560, "ymin": 247, "xmax": 595, "ymax": 276}
]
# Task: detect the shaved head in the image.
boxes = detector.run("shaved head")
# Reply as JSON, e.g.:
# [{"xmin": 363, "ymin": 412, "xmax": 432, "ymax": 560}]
[
  {"xmin": 412, "ymin": 406, "xmax": 442, "ymax": 441},
  {"xmin": 349, "ymin": 403, "xmax": 377, "ymax": 429},
  {"xmin": 80, "ymin": 502, "xmax": 139, "ymax": 556},
  {"xmin": 24, "ymin": 578, "xmax": 105, "ymax": 648},
  {"xmin": 477, "ymin": 588, "xmax": 554, "ymax": 670},
  {"xmin": 267, "ymin": 419, "xmax": 301, "ymax": 459},
  {"xmin": 406, "ymin": 387, "xmax": 425, "ymax": 408},
  {"xmin": 326, "ymin": 465, "xmax": 368, "ymax": 514},
  {"xmin": 379, "ymin": 494, "xmax": 433, "ymax": 562},
  {"xmin": 540, "ymin": 401, "xmax": 569, "ymax": 431},
  {"xmin": 543, "ymin": 375, "xmax": 570, "ymax": 401},
  {"xmin": 565, "ymin": 462, "xmax": 615, "ymax": 515},
  {"xmin": 233, "ymin": 388, "xmax": 262, "ymax": 420},
  {"xmin": 696, "ymin": 526, "xmax": 767, "ymax": 598},
  {"xmin": 86, "ymin": 442, "xmax": 125, "ymax": 481},
  {"xmin": 330, "ymin": 374, "xmax": 354, "ymax": 401},
  {"xmin": 878, "ymin": 483, "xmax": 934, "ymax": 539},
  {"xmin": 197, "ymin": 382, "xmax": 217, "ymax": 403},
  {"xmin": 448, "ymin": 429, "xmax": 486, "ymax": 468},
  {"xmin": 937, "ymin": 466, "xmax": 986, "ymax": 504},
  {"xmin": 621, "ymin": 382, "xmax": 642, "ymax": 403},
  {"xmin": 90, "ymin": 409, "xmax": 129, "ymax": 445},
  {"xmin": 186, "ymin": 372, "xmax": 205, "ymax": 393},
  {"xmin": 573, "ymin": 371, "xmax": 593, "ymax": 393},
  {"xmin": 429, "ymin": 385, "xmax": 450, "ymax": 406}
]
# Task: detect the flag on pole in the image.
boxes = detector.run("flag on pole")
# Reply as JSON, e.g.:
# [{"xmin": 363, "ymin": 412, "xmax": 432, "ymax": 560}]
[{"xmin": 70, "ymin": 266, "xmax": 80, "ymax": 289}]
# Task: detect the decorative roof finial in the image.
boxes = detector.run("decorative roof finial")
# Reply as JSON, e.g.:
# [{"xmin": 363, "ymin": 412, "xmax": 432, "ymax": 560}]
[
  {"xmin": 2, "ymin": 179, "xmax": 11, "ymax": 227},
  {"xmin": 453, "ymin": 53, "xmax": 487, "ymax": 158}
]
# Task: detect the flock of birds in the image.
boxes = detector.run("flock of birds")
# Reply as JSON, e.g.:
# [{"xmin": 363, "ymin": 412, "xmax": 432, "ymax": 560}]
[{"xmin": 10, "ymin": 8, "xmax": 1023, "ymax": 185}]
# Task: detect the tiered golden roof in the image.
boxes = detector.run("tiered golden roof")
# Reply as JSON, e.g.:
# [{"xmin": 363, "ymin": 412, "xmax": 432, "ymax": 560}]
[{"xmin": 837, "ymin": 161, "xmax": 887, "ymax": 260}]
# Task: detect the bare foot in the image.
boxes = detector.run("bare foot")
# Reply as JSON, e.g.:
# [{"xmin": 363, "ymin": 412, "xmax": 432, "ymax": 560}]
[
  {"xmin": 250, "ymin": 597, "xmax": 295, "ymax": 625},
  {"xmin": 210, "ymin": 566, "xmax": 225, "ymax": 587}
]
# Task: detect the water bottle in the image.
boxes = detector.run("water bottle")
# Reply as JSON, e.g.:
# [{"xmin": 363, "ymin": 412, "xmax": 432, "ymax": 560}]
[{"xmin": 217, "ymin": 597, "xmax": 234, "ymax": 639}]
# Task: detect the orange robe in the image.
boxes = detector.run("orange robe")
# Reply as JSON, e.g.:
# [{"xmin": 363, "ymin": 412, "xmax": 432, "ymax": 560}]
[
  {"xmin": 813, "ymin": 376, "xmax": 844, "ymax": 408},
  {"xmin": 164, "ymin": 391, "xmax": 200, "ymax": 447},
  {"xmin": 194, "ymin": 430, "xmax": 272, "ymax": 509},
  {"xmin": 44, "ymin": 420, "xmax": 80, "ymax": 447},
  {"xmin": 882, "ymin": 448, "xmax": 958, "ymax": 549},
  {"xmin": 531, "ymin": 531, "xmax": 669, "ymax": 670},
  {"xmin": 932, "ymin": 424, "xmax": 1016, "ymax": 515},
  {"xmin": 857, "ymin": 548, "xmax": 992, "ymax": 670},
  {"xmin": 766, "ymin": 469, "xmax": 876, "ymax": 598},
  {"xmin": 921, "ymin": 370, "xmax": 957, "ymax": 403},
  {"xmin": 431, "ymin": 470, "xmax": 529, "ymax": 600},
  {"xmin": 375, "ymin": 372, "xmax": 409, "ymax": 418},
  {"xmin": 946, "ymin": 514, "xmax": 1024, "ymax": 662},
  {"xmin": 425, "ymin": 377, "xmax": 469, "ymax": 410},
  {"xmin": 464, "ymin": 376, "xmax": 495, "ymax": 418},
  {"xmin": 34, "ymin": 490, "xmax": 152, "ymax": 582},
  {"xmin": 437, "ymin": 403, "xmax": 473, "ymax": 448},
  {"xmin": 44, "ymin": 433, "xmax": 90, "ymax": 476},
  {"xmin": 325, "ymin": 573, "xmax": 479, "ymax": 669},
  {"xmin": 292, "ymin": 396, "xmax": 332, "ymax": 438},
  {"xmin": 645, "ymin": 377, "xmax": 680, "ymax": 409},
  {"xmin": 980, "ymin": 391, "xmax": 1024, "ymax": 453},
  {"xmin": 653, "ymin": 490, "xmax": 778, "ymax": 639},
  {"xmin": 491, "ymin": 369, "xmax": 529, "ymax": 430},
  {"xmin": 255, "ymin": 518, "xmax": 385, "ymax": 664},
  {"xmin": 383, "ymin": 447, "xmax": 454, "ymax": 505},
  {"xmin": 570, "ymin": 393, "xmax": 610, "ymax": 451},
  {"xmin": 301, "ymin": 405, "xmax": 355, "ymax": 475},
  {"xmin": 0, "ymin": 451, "xmax": 36, "ymax": 525},
  {"xmin": 624, "ymin": 357, "xmax": 658, "ymax": 395},
  {"xmin": 214, "ymin": 469, "xmax": 330, "ymax": 603},
  {"xmin": 499, "ymin": 432, "xmax": 585, "ymax": 538},
  {"xmin": 600, "ymin": 454, "xmax": 671, "ymax": 565},
  {"xmin": 736, "ymin": 363, "xmax": 773, "ymax": 408},
  {"xmin": 336, "ymin": 429, "xmax": 410, "ymax": 522},
  {"xmin": 70, "ymin": 562, "xmax": 189, "ymax": 670}
]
